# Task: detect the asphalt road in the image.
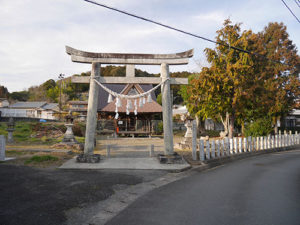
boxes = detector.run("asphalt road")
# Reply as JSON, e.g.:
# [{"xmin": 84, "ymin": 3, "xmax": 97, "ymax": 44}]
[{"xmin": 107, "ymin": 149, "xmax": 300, "ymax": 225}]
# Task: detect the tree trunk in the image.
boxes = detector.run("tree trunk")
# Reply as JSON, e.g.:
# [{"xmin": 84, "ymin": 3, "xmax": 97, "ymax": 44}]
[
  {"xmin": 274, "ymin": 116, "xmax": 279, "ymax": 134},
  {"xmin": 229, "ymin": 113, "xmax": 235, "ymax": 139},
  {"xmin": 195, "ymin": 116, "xmax": 205, "ymax": 136},
  {"xmin": 220, "ymin": 112, "xmax": 229, "ymax": 137},
  {"xmin": 241, "ymin": 122, "xmax": 245, "ymax": 137}
]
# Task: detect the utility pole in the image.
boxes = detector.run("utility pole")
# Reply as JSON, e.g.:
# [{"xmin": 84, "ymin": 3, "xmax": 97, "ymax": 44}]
[{"xmin": 58, "ymin": 73, "xmax": 65, "ymax": 113}]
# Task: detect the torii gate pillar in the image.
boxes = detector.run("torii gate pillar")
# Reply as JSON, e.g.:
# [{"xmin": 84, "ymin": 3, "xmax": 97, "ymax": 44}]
[
  {"xmin": 161, "ymin": 63, "xmax": 173, "ymax": 155},
  {"xmin": 84, "ymin": 62, "xmax": 100, "ymax": 155}
]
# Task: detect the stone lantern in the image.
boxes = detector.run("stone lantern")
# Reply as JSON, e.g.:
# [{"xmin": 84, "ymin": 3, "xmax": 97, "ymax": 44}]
[
  {"xmin": 62, "ymin": 112, "xmax": 77, "ymax": 144},
  {"xmin": 6, "ymin": 117, "xmax": 15, "ymax": 143},
  {"xmin": 176, "ymin": 116, "xmax": 194, "ymax": 149}
]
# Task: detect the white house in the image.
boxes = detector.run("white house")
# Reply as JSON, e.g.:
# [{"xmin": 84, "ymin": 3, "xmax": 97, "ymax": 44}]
[
  {"xmin": 0, "ymin": 102, "xmax": 59, "ymax": 120},
  {"xmin": 0, "ymin": 98, "xmax": 9, "ymax": 108}
]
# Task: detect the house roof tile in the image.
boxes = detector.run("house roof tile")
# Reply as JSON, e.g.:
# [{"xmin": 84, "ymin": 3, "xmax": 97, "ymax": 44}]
[{"xmin": 9, "ymin": 101, "xmax": 47, "ymax": 109}]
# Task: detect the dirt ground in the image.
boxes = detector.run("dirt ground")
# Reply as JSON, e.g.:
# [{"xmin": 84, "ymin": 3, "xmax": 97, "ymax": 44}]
[
  {"xmin": 94, "ymin": 135, "xmax": 193, "ymax": 159},
  {"xmin": 0, "ymin": 135, "xmax": 191, "ymax": 225},
  {"xmin": 0, "ymin": 161, "xmax": 167, "ymax": 225}
]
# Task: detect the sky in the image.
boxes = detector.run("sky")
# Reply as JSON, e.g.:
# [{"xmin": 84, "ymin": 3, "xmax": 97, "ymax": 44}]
[{"xmin": 0, "ymin": 0, "xmax": 299, "ymax": 92}]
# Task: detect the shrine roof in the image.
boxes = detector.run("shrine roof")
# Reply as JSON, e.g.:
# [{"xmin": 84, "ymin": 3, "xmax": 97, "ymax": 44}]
[{"xmin": 98, "ymin": 84, "xmax": 161, "ymax": 113}]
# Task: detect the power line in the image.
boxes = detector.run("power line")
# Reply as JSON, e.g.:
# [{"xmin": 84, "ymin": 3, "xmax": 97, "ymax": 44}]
[
  {"xmin": 281, "ymin": 0, "xmax": 300, "ymax": 23},
  {"xmin": 294, "ymin": 0, "xmax": 300, "ymax": 8},
  {"xmin": 83, "ymin": 0, "xmax": 291, "ymax": 66}
]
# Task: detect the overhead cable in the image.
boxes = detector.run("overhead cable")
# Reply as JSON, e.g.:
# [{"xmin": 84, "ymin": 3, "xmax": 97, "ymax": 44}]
[
  {"xmin": 83, "ymin": 0, "xmax": 291, "ymax": 66},
  {"xmin": 281, "ymin": 0, "xmax": 300, "ymax": 23}
]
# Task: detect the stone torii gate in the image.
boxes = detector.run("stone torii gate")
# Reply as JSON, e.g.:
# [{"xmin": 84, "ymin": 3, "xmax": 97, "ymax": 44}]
[{"xmin": 66, "ymin": 46, "xmax": 193, "ymax": 162}]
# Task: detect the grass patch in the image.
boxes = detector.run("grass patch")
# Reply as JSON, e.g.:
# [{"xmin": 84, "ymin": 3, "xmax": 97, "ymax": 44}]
[
  {"xmin": 6, "ymin": 150, "xmax": 26, "ymax": 156},
  {"xmin": 173, "ymin": 129, "xmax": 186, "ymax": 137},
  {"xmin": 75, "ymin": 136, "xmax": 85, "ymax": 143},
  {"xmin": 25, "ymin": 155, "xmax": 59, "ymax": 164}
]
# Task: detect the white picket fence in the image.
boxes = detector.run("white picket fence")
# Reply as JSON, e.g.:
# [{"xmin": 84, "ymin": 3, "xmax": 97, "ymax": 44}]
[{"xmin": 192, "ymin": 133, "xmax": 300, "ymax": 161}]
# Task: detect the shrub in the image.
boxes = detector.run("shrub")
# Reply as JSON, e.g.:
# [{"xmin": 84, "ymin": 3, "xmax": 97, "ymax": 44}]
[
  {"xmin": 72, "ymin": 123, "xmax": 85, "ymax": 137},
  {"xmin": 245, "ymin": 117, "xmax": 273, "ymax": 137},
  {"xmin": 41, "ymin": 136, "xmax": 48, "ymax": 142},
  {"xmin": 205, "ymin": 130, "xmax": 220, "ymax": 137},
  {"xmin": 76, "ymin": 137, "xmax": 85, "ymax": 143},
  {"xmin": 157, "ymin": 121, "xmax": 163, "ymax": 134},
  {"xmin": 173, "ymin": 114, "xmax": 181, "ymax": 122}
]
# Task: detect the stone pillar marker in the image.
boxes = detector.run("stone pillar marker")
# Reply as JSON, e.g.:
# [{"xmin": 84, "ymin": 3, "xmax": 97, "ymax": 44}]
[
  {"xmin": 226, "ymin": 138, "xmax": 230, "ymax": 155},
  {"xmin": 199, "ymin": 139, "xmax": 205, "ymax": 161},
  {"xmin": 6, "ymin": 117, "xmax": 15, "ymax": 143},
  {"xmin": 211, "ymin": 140, "xmax": 216, "ymax": 158},
  {"xmin": 0, "ymin": 135, "xmax": 5, "ymax": 161},
  {"xmin": 216, "ymin": 140, "xmax": 220, "ymax": 157},
  {"xmin": 0, "ymin": 135, "xmax": 15, "ymax": 162},
  {"xmin": 248, "ymin": 136, "xmax": 252, "ymax": 152},
  {"xmin": 161, "ymin": 63, "xmax": 173, "ymax": 156},
  {"xmin": 206, "ymin": 140, "xmax": 210, "ymax": 160},
  {"xmin": 149, "ymin": 144, "xmax": 154, "ymax": 157},
  {"xmin": 221, "ymin": 139, "xmax": 226, "ymax": 156},
  {"xmin": 191, "ymin": 120, "xmax": 197, "ymax": 160},
  {"xmin": 239, "ymin": 137, "xmax": 243, "ymax": 153},
  {"xmin": 106, "ymin": 145, "xmax": 111, "ymax": 158}
]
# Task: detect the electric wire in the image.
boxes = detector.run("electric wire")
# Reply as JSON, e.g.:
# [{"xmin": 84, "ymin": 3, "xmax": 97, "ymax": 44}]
[
  {"xmin": 83, "ymin": 0, "xmax": 292, "ymax": 66},
  {"xmin": 294, "ymin": 0, "xmax": 300, "ymax": 8},
  {"xmin": 281, "ymin": 0, "xmax": 300, "ymax": 23}
]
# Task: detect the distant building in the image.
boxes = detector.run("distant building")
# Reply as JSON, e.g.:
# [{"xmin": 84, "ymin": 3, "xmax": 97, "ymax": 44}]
[
  {"xmin": 281, "ymin": 109, "xmax": 300, "ymax": 131},
  {"xmin": 0, "ymin": 98, "xmax": 9, "ymax": 108},
  {"xmin": 0, "ymin": 102, "xmax": 59, "ymax": 120},
  {"xmin": 68, "ymin": 101, "xmax": 88, "ymax": 121}
]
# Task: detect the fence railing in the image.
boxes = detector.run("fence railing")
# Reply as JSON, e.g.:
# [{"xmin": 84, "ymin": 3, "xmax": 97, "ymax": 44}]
[
  {"xmin": 105, "ymin": 144, "xmax": 165, "ymax": 158},
  {"xmin": 192, "ymin": 133, "xmax": 300, "ymax": 161}
]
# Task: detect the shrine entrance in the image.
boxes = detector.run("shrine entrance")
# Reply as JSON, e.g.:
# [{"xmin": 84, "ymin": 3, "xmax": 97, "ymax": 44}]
[{"xmin": 66, "ymin": 46, "xmax": 193, "ymax": 162}]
